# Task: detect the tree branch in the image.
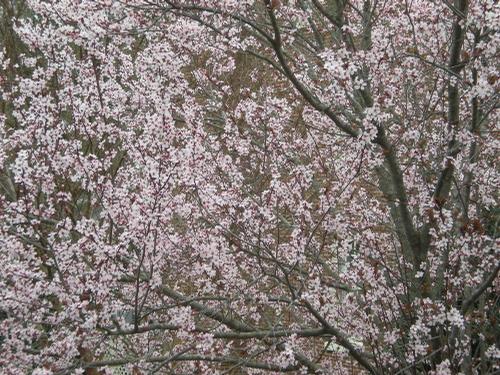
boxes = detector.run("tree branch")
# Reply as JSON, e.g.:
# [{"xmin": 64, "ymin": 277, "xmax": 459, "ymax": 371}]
[
  {"xmin": 265, "ymin": 2, "xmax": 359, "ymax": 137},
  {"xmin": 302, "ymin": 300, "xmax": 379, "ymax": 375},
  {"xmin": 461, "ymin": 263, "xmax": 500, "ymax": 315},
  {"xmin": 79, "ymin": 354, "xmax": 300, "ymax": 372}
]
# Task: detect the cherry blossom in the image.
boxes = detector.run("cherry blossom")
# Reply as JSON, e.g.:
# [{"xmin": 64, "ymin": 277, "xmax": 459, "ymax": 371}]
[{"xmin": 0, "ymin": 0, "xmax": 498, "ymax": 374}]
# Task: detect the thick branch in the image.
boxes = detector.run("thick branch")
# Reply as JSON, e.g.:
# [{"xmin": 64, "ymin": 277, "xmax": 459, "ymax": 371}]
[
  {"xmin": 104, "ymin": 323, "xmax": 326, "ymax": 339},
  {"xmin": 432, "ymin": 0, "xmax": 468, "ymax": 205},
  {"xmin": 265, "ymin": 3, "xmax": 358, "ymax": 137},
  {"xmin": 163, "ymin": 1, "xmax": 274, "ymax": 44},
  {"xmin": 461, "ymin": 263, "xmax": 500, "ymax": 314},
  {"xmin": 81, "ymin": 354, "xmax": 300, "ymax": 372},
  {"xmin": 160, "ymin": 285, "xmax": 255, "ymax": 332},
  {"xmin": 375, "ymin": 126, "xmax": 423, "ymax": 265},
  {"xmin": 302, "ymin": 300, "xmax": 379, "ymax": 375},
  {"xmin": 160, "ymin": 286, "xmax": 321, "ymax": 372}
]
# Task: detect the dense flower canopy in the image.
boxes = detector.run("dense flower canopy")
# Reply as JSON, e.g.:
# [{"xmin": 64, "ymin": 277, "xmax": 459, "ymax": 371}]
[{"xmin": 0, "ymin": 0, "xmax": 499, "ymax": 374}]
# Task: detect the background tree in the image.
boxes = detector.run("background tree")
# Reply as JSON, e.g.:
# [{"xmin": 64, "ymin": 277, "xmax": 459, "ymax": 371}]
[{"xmin": 0, "ymin": 0, "xmax": 498, "ymax": 374}]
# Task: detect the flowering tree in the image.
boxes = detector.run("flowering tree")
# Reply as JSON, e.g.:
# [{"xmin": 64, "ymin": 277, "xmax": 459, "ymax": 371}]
[{"xmin": 0, "ymin": 0, "xmax": 499, "ymax": 374}]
